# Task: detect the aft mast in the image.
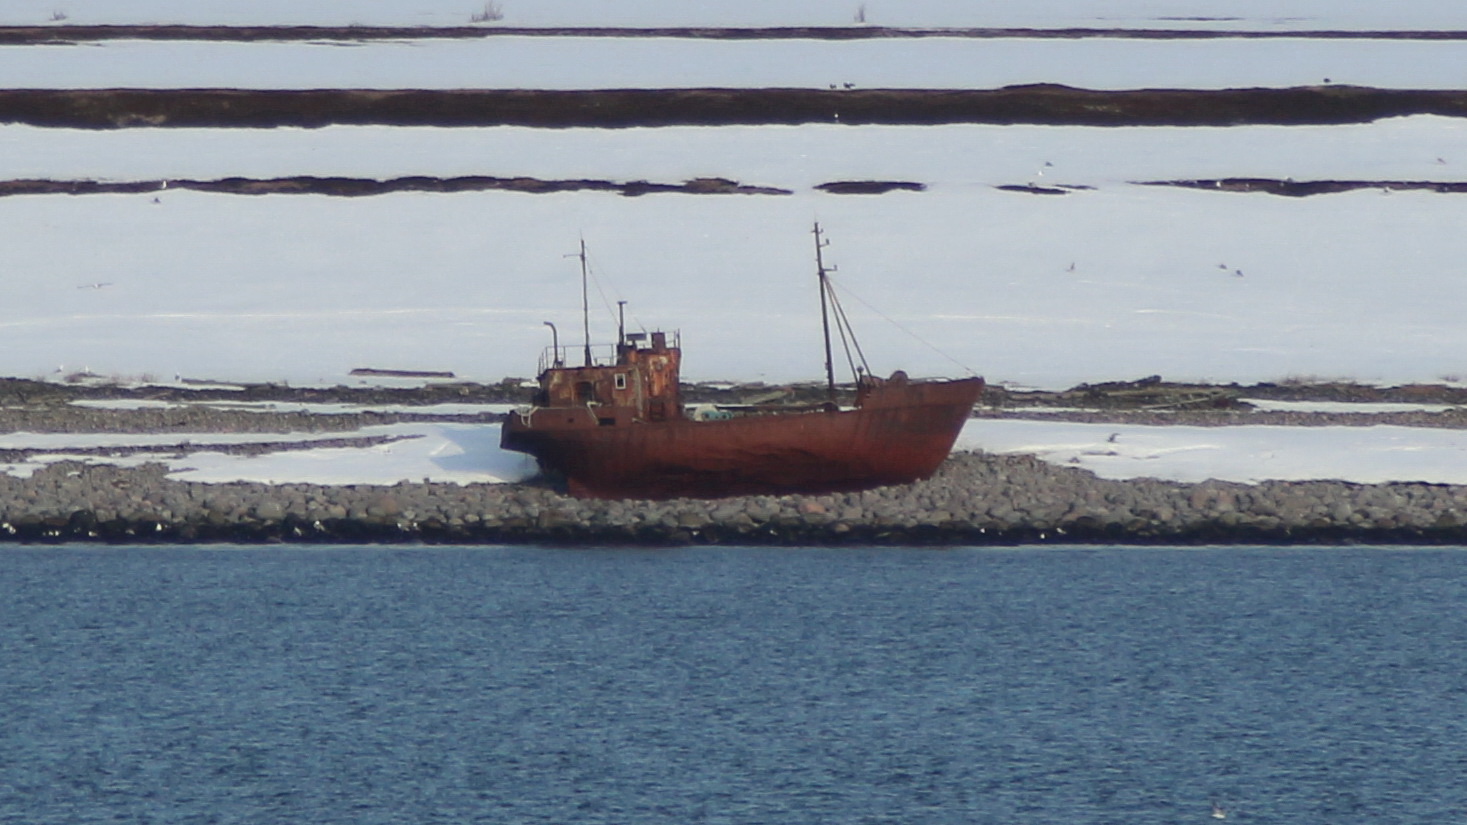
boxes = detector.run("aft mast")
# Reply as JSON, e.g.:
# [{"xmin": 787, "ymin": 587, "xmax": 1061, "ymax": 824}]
[{"xmin": 813, "ymin": 222, "xmax": 837, "ymax": 404}]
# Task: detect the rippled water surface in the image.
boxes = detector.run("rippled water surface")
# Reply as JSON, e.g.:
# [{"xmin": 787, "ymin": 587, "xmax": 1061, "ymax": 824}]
[{"xmin": 3, "ymin": 545, "xmax": 1465, "ymax": 823}]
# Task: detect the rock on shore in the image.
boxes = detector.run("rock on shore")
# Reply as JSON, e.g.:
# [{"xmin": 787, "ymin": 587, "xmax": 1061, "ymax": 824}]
[{"xmin": 5, "ymin": 452, "xmax": 1467, "ymax": 545}]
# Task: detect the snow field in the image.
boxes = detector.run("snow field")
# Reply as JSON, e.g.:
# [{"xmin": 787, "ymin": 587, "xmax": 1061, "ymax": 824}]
[
  {"xmin": 4, "ymin": 119, "xmax": 1467, "ymax": 188},
  {"xmin": 7, "ymin": 0, "xmax": 1467, "ymax": 31},
  {"xmin": 2, "ymin": 181, "xmax": 1465, "ymax": 390},
  {"xmin": 6, "ymin": 36, "xmax": 1467, "ymax": 90}
]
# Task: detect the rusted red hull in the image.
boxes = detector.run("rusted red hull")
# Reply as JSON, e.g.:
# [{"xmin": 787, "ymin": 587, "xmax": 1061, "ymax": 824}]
[{"xmin": 501, "ymin": 377, "xmax": 983, "ymax": 499}]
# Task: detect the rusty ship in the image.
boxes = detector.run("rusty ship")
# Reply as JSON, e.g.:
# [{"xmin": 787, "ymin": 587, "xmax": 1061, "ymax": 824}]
[{"xmin": 500, "ymin": 225, "xmax": 984, "ymax": 499}]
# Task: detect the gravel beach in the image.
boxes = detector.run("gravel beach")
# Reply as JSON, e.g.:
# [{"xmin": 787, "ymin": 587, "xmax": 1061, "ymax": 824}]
[
  {"xmin": 6, "ymin": 451, "xmax": 1467, "ymax": 546},
  {"xmin": 6, "ymin": 378, "xmax": 1467, "ymax": 545}
]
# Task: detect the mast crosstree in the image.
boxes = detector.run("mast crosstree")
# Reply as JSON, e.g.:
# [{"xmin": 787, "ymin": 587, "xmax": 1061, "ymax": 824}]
[{"xmin": 812, "ymin": 222, "xmax": 871, "ymax": 403}]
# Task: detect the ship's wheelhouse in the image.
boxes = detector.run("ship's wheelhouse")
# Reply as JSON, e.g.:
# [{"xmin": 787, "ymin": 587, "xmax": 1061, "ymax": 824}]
[{"xmin": 535, "ymin": 331, "xmax": 682, "ymax": 427}]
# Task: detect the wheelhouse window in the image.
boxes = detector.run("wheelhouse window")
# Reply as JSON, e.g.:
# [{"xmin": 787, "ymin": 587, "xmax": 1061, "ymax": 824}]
[{"xmin": 614, "ymin": 373, "xmax": 628, "ymax": 390}]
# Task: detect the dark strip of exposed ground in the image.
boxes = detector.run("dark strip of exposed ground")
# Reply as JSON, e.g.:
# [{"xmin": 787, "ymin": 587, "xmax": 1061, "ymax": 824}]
[
  {"xmin": 6, "ymin": 86, "xmax": 1467, "ymax": 129},
  {"xmin": 9, "ymin": 376, "xmax": 1467, "ymax": 440},
  {"xmin": 0, "ymin": 405, "xmax": 505, "ymax": 435},
  {"xmin": 977, "ymin": 408, "xmax": 1467, "ymax": 429},
  {"xmin": 1143, "ymin": 178, "xmax": 1467, "ymax": 196},
  {"xmin": 981, "ymin": 379, "xmax": 1467, "ymax": 428},
  {"xmin": 8, "ymin": 25, "xmax": 1467, "ymax": 44},
  {"xmin": 0, "ymin": 376, "xmax": 527, "ymax": 408},
  {"xmin": 0, "ymin": 176, "xmax": 792, "ymax": 198},
  {"xmin": 989, "ymin": 375, "xmax": 1467, "ymax": 410},
  {"xmin": 15, "ymin": 375, "xmax": 1467, "ymax": 418},
  {"xmin": 19, "ymin": 176, "xmax": 1467, "ymax": 200}
]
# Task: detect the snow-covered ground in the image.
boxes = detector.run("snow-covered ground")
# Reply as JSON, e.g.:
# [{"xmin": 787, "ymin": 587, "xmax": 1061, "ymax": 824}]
[
  {"xmin": 69, "ymin": 398, "xmax": 517, "ymax": 415},
  {"xmin": 5, "ymin": 119, "xmax": 1464, "ymax": 186},
  {"xmin": 4, "ymin": 36, "xmax": 1464, "ymax": 90},
  {"xmin": 957, "ymin": 420, "xmax": 1467, "ymax": 485},
  {"xmin": 8, "ymin": 0, "xmax": 1467, "ymax": 31},
  {"xmin": 8, "ymin": 417, "xmax": 1466, "ymax": 488},
  {"xmin": 4, "ymin": 182, "xmax": 1465, "ymax": 391},
  {"xmin": 1240, "ymin": 398, "xmax": 1465, "ymax": 414},
  {"xmin": 0, "ymin": 422, "xmax": 537, "ymax": 484}
]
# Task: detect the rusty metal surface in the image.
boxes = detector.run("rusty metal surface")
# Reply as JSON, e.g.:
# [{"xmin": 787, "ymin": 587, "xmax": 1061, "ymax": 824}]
[{"xmin": 503, "ymin": 376, "xmax": 983, "ymax": 499}]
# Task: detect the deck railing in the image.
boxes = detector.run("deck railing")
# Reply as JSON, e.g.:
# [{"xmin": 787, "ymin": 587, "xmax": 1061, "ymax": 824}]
[{"xmin": 536, "ymin": 331, "xmax": 680, "ymax": 374}]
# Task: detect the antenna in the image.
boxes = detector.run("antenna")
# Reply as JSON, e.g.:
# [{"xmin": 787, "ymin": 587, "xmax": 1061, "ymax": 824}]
[{"xmin": 813, "ymin": 222, "xmax": 837, "ymax": 403}]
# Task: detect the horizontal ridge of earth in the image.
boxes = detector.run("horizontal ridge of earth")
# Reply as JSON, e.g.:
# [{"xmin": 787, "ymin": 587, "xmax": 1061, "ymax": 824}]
[
  {"xmin": 6, "ymin": 86, "xmax": 1467, "ymax": 129},
  {"xmin": 1143, "ymin": 178, "xmax": 1467, "ymax": 196},
  {"xmin": 13, "ymin": 176, "xmax": 1467, "ymax": 200},
  {"xmin": 0, "ymin": 175, "xmax": 797, "ymax": 198},
  {"xmin": 6, "ymin": 25, "xmax": 1467, "ymax": 44}
]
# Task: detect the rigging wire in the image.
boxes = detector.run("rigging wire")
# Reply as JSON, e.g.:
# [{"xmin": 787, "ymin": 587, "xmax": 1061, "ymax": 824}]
[
  {"xmin": 828, "ymin": 279, "xmax": 979, "ymax": 378},
  {"xmin": 824, "ymin": 281, "xmax": 871, "ymax": 380},
  {"xmin": 582, "ymin": 247, "xmax": 648, "ymax": 337},
  {"xmin": 827, "ymin": 279, "xmax": 860, "ymax": 383},
  {"xmin": 582, "ymin": 251, "xmax": 620, "ymax": 325},
  {"xmin": 571, "ymin": 228, "xmax": 970, "ymax": 378}
]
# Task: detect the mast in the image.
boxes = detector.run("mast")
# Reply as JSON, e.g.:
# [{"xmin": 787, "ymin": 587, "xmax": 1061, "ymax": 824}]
[
  {"xmin": 578, "ymin": 237, "xmax": 592, "ymax": 367},
  {"xmin": 813, "ymin": 222, "xmax": 837, "ymax": 403}
]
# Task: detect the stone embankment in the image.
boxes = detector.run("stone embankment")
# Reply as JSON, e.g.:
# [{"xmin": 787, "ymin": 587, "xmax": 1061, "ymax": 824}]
[{"xmin": 6, "ymin": 452, "xmax": 1467, "ymax": 545}]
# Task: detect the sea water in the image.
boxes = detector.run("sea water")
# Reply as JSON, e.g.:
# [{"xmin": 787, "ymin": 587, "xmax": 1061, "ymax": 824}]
[{"xmin": 2, "ymin": 545, "xmax": 1464, "ymax": 824}]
